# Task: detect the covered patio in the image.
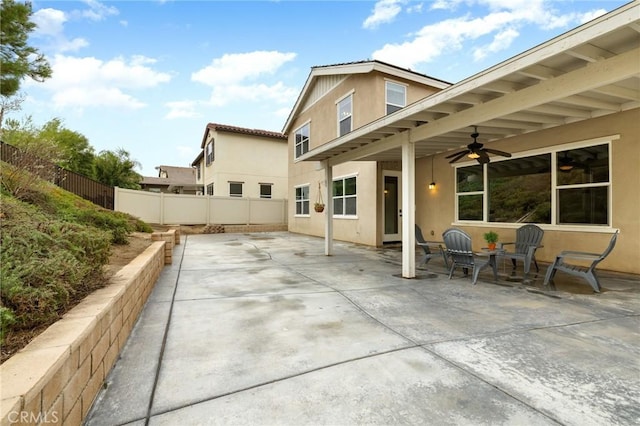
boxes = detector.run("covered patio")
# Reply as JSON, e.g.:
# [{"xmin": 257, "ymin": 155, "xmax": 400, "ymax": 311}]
[
  {"xmin": 296, "ymin": 2, "xmax": 639, "ymax": 278},
  {"xmin": 86, "ymin": 232, "xmax": 640, "ymax": 425}
]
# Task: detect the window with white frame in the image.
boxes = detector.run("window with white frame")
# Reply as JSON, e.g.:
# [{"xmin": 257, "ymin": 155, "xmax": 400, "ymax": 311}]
[
  {"xmin": 556, "ymin": 143, "xmax": 609, "ymax": 225},
  {"xmin": 337, "ymin": 94, "xmax": 352, "ymax": 137},
  {"xmin": 195, "ymin": 164, "xmax": 201, "ymax": 180},
  {"xmin": 386, "ymin": 81, "xmax": 406, "ymax": 114},
  {"xmin": 229, "ymin": 182, "xmax": 243, "ymax": 197},
  {"xmin": 260, "ymin": 183, "xmax": 272, "ymax": 199},
  {"xmin": 206, "ymin": 140, "xmax": 214, "ymax": 165},
  {"xmin": 206, "ymin": 183, "xmax": 214, "ymax": 196},
  {"xmin": 295, "ymin": 185, "xmax": 309, "ymax": 215},
  {"xmin": 295, "ymin": 123, "xmax": 310, "ymax": 159},
  {"xmin": 455, "ymin": 141, "xmax": 611, "ymax": 226},
  {"xmin": 333, "ymin": 175, "xmax": 357, "ymax": 216}
]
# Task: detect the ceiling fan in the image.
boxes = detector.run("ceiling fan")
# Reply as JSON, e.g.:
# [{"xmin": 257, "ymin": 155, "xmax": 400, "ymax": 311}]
[{"xmin": 446, "ymin": 126, "xmax": 512, "ymax": 164}]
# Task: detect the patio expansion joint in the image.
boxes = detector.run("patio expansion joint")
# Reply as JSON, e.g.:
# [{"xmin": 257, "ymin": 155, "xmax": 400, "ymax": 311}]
[{"xmin": 147, "ymin": 344, "xmax": 422, "ymax": 419}]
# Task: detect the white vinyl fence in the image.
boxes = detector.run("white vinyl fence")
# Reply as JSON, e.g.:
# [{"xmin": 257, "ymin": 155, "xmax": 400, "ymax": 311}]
[{"xmin": 114, "ymin": 187, "xmax": 287, "ymax": 225}]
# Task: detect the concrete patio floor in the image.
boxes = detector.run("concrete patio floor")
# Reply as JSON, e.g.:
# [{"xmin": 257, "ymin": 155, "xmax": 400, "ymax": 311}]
[{"xmin": 85, "ymin": 232, "xmax": 640, "ymax": 426}]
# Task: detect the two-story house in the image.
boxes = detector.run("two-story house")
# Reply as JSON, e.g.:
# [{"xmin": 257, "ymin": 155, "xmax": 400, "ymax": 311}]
[
  {"xmin": 283, "ymin": 60, "xmax": 451, "ymax": 246},
  {"xmin": 286, "ymin": 2, "xmax": 639, "ymax": 277},
  {"xmin": 192, "ymin": 123, "xmax": 288, "ymax": 199},
  {"xmin": 140, "ymin": 165, "xmax": 199, "ymax": 194}
]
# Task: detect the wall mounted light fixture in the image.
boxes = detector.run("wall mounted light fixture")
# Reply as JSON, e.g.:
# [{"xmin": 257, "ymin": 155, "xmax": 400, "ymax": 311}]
[{"xmin": 429, "ymin": 155, "xmax": 436, "ymax": 190}]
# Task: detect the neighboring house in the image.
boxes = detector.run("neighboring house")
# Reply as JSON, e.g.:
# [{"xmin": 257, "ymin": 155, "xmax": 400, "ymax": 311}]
[
  {"xmin": 191, "ymin": 123, "xmax": 288, "ymax": 199},
  {"xmin": 287, "ymin": 2, "xmax": 640, "ymax": 276},
  {"xmin": 140, "ymin": 165, "xmax": 200, "ymax": 194}
]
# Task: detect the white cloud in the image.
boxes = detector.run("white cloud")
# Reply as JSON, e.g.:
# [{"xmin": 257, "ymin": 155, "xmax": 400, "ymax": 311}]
[
  {"xmin": 191, "ymin": 51, "xmax": 297, "ymax": 107},
  {"xmin": 165, "ymin": 101, "xmax": 201, "ymax": 120},
  {"xmin": 473, "ymin": 27, "xmax": 519, "ymax": 60},
  {"xmin": 29, "ymin": 54, "xmax": 171, "ymax": 110},
  {"xmin": 363, "ymin": 0, "xmax": 406, "ymax": 29},
  {"xmin": 74, "ymin": 0, "xmax": 119, "ymax": 21},
  {"xmin": 372, "ymin": 0, "xmax": 608, "ymax": 70},
  {"xmin": 32, "ymin": 8, "xmax": 89, "ymax": 52},
  {"xmin": 192, "ymin": 51, "xmax": 296, "ymax": 86}
]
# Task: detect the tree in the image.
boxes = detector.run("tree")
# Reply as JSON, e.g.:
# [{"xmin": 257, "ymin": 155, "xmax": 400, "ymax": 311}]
[
  {"xmin": 1, "ymin": 116, "xmax": 95, "ymax": 176},
  {"xmin": 39, "ymin": 118, "xmax": 95, "ymax": 176},
  {"xmin": 93, "ymin": 148, "xmax": 142, "ymax": 190},
  {"xmin": 0, "ymin": 0, "xmax": 52, "ymax": 98}
]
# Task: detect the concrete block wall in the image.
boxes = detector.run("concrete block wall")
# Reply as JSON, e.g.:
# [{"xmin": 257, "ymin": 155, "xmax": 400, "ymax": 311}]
[
  {"xmin": 0, "ymin": 240, "xmax": 168, "ymax": 426},
  {"xmin": 151, "ymin": 229, "xmax": 177, "ymax": 264}
]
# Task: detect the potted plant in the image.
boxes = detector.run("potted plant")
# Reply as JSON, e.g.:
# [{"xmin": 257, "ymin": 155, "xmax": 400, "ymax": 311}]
[
  {"xmin": 314, "ymin": 202, "xmax": 325, "ymax": 213},
  {"xmin": 483, "ymin": 231, "xmax": 499, "ymax": 251}
]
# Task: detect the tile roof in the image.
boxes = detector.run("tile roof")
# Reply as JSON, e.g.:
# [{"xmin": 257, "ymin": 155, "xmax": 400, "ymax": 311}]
[{"xmin": 206, "ymin": 123, "xmax": 287, "ymax": 139}]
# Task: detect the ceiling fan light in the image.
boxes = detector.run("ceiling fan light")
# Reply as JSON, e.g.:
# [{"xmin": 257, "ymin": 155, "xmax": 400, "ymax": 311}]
[
  {"xmin": 559, "ymin": 164, "xmax": 574, "ymax": 171},
  {"xmin": 468, "ymin": 152, "xmax": 480, "ymax": 159}
]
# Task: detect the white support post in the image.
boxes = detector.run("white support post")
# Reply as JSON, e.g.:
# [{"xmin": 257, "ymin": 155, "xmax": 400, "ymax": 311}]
[
  {"xmin": 401, "ymin": 138, "xmax": 416, "ymax": 278},
  {"xmin": 324, "ymin": 161, "xmax": 334, "ymax": 256}
]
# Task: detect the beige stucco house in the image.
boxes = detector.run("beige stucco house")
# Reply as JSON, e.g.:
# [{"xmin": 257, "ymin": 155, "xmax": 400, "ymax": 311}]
[
  {"xmin": 286, "ymin": 2, "xmax": 640, "ymax": 276},
  {"xmin": 192, "ymin": 123, "xmax": 288, "ymax": 199},
  {"xmin": 140, "ymin": 165, "xmax": 199, "ymax": 194}
]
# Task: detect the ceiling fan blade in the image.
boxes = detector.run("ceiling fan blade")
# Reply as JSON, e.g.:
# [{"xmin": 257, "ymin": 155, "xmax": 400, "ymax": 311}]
[
  {"xmin": 477, "ymin": 150, "xmax": 491, "ymax": 164},
  {"xmin": 445, "ymin": 149, "xmax": 468, "ymax": 159},
  {"xmin": 483, "ymin": 148, "xmax": 512, "ymax": 158},
  {"xmin": 448, "ymin": 151, "xmax": 469, "ymax": 163}
]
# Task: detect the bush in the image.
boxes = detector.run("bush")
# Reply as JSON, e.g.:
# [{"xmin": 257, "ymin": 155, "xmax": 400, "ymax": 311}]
[{"xmin": 0, "ymin": 195, "xmax": 111, "ymax": 337}]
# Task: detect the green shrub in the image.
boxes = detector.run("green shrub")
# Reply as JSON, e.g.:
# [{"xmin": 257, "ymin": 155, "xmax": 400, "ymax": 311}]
[{"xmin": 0, "ymin": 196, "xmax": 111, "ymax": 337}]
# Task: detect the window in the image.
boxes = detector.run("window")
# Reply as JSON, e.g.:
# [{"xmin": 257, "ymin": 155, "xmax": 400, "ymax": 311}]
[
  {"xmin": 455, "ymin": 141, "xmax": 611, "ymax": 226},
  {"xmin": 229, "ymin": 182, "xmax": 243, "ymax": 197},
  {"xmin": 206, "ymin": 140, "xmax": 214, "ymax": 165},
  {"xmin": 488, "ymin": 154, "xmax": 551, "ymax": 223},
  {"xmin": 295, "ymin": 185, "xmax": 309, "ymax": 215},
  {"xmin": 337, "ymin": 94, "xmax": 352, "ymax": 137},
  {"xmin": 333, "ymin": 176, "xmax": 357, "ymax": 217},
  {"xmin": 260, "ymin": 183, "xmax": 272, "ymax": 199},
  {"xmin": 386, "ymin": 81, "xmax": 406, "ymax": 114},
  {"xmin": 295, "ymin": 123, "xmax": 310, "ymax": 159},
  {"xmin": 206, "ymin": 183, "xmax": 214, "ymax": 195},
  {"xmin": 195, "ymin": 164, "xmax": 201, "ymax": 180},
  {"xmin": 556, "ymin": 144, "xmax": 609, "ymax": 225},
  {"xmin": 456, "ymin": 165, "xmax": 484, "ymax": 221}
]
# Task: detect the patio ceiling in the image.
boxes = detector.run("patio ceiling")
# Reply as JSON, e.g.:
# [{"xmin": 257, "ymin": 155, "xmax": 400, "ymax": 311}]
[{"xmin": 297, "ymin": 2, "xmax": 640, "ymax": 167}]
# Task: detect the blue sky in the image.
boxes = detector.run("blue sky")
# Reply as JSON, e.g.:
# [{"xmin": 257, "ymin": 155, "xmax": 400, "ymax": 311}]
[{"xmin": 14, "ymin": 0, "xmax": 629, "ymax": 176}]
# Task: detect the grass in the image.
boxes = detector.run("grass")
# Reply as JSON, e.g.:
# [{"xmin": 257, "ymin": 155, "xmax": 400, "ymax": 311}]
[{"xmin": 0, "ymin": 163, "xmax": 153, "ymax": 348}]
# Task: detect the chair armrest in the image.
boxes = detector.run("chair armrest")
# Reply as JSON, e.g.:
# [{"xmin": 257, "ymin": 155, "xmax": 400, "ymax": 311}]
[
  {"xmin": 499, "ymin": 242, "xmax": 515, "ymax": 248},
  {"xmin": 556, "ymin": 251, "xmax": 601, "ymax": 261}
]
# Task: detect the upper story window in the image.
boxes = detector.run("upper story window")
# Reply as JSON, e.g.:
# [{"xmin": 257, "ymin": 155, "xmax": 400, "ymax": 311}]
[
  {"xmin": 229, "ymin": 182, "xmax": 243, "ymax": 197},
  {"xmin": 333, "ymin": 175, "xmax": 357, "ymax": 217},
  {"xmin": 206, "ymin": 139, "xmax": 214, "ymax": 165},
  {"xmin": 295, "ymin": 123, "xmax": 310, "ymax": 159},
  {"xmin": 295, "ymin": 185, "xmax": 310, "ymax": 215},
  {"xmin": 337, "ymin": 94, "xmax": 352, "ymax": 137},
  {"xmin": 455, "ymin": 140, "xmax": 612, "ymax": 226},
  {"xmin": 386, "ymin": 81, "xmax": 406, "ymax": 114},
  {"xmin": 260, "ymin": 183, "xmax": 272, "ymax": 199},
  {"xmin": 195, "ymin": 164, "xmax": 201, "ymax": 180}
]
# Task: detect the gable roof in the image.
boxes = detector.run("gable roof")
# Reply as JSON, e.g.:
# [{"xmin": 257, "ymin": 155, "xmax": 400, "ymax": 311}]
[
  {"xmin": 297, "ymin": 1, "xmax": 640, "ymax": 165},
  {"xmin": 282, "ymin": 60, "xmax": 452, "ymax": 134},
  {"xmin": 200, "ymin": 123, "xmax": 287, "ymax": 149}
]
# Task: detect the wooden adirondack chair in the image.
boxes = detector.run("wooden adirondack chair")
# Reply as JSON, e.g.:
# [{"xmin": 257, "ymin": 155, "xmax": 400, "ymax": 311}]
[{"xmin": 543, "ymin": 231, "xmax": 619, "ymax": 293}]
